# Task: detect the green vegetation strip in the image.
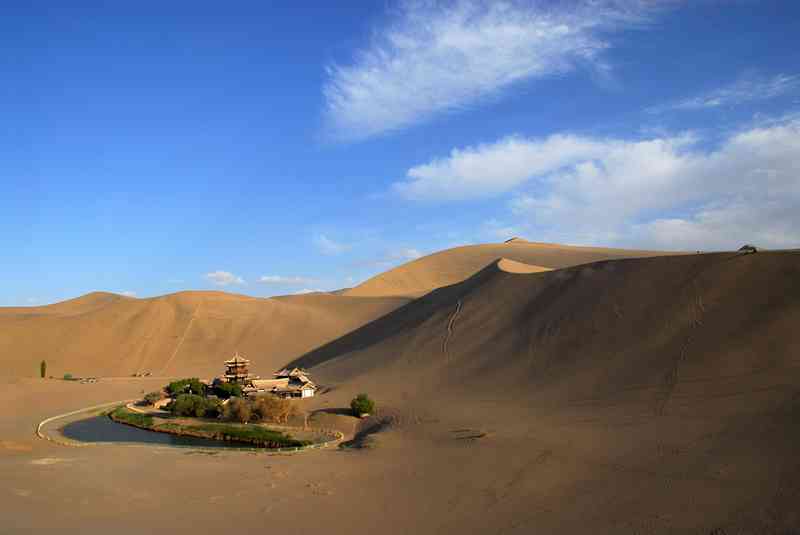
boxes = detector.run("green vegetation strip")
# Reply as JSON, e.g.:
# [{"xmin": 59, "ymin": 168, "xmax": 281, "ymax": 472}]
[{"xmin": 109, "ymin": 406, "xmax": 310, "ymax": 448}]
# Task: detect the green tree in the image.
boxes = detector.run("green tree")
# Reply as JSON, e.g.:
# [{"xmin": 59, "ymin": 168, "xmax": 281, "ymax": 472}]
[
  {"xmin": 350, "ymin": 393, "xmax": 375, "ymax": 417},
  {"xmin": 213, "ymin": 382, "xmax": 243, "ymax": 399},
  {"xmin": 164, "ymin": 378, "xmax": 206, "ymax": 397},
  {"xmin": 166, "ymin": 394, "xmax": 220, "ymax": 418},
  {"xmin": 40, "ymin": 360, "xmax": 47, "ymax": 379}
]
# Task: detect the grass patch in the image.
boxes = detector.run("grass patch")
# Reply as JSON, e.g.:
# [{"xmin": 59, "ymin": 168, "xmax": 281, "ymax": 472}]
[
  {"xmin": 108, "ymin": 406, "xmax": 310, "ymax": 448},
  {"xmin": 110, "ymin": 406, "xmax": 154, "ymax": 428},
  {"xmin": 192, "ymin": 423, "xmax": 309, "ymax": 448}
]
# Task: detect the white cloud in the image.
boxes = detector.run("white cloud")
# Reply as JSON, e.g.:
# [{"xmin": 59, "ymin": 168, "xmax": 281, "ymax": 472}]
[
  {"xmin": 314, "ymin": 234, "xmax": 350, "ymax": 255},
  {"xmin": 120, "ymin": 291, "xmax": 137, "ymax": 298},
  {"xmin": 401, "ymin": 119, "xmax": 800, "ymax": 250},
  {"xmin": 323, "ymin": 0, "xmax": 669, "ymax": 141},
  {"xmin": 649, "ymin": 72, "xmax": 800, "ymax": 113},
  {"xmin": 395, "ymin": 134, "xmax": 611, "ymax": 200},
  {"xmin": 205, "ymin": 271, "xmax": 245, "ymax": 286},
  {"xmin": 258, "ymin": 275, "xmax": 318, "ymax": 286}
]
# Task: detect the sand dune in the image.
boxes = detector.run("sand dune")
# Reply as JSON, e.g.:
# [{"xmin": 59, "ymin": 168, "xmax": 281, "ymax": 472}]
[
  {"xmin": 343, "ymin": 241, "xmax": 670, "ymax": 298},
  {"xmin": 0, "ymin": 290, "xmax": 408, "ymax": 379},
  {"xmin": 278, "ymin": 250, "xmax": 800, "ymax": 532},
  {"xmin": 0, "ymin": 242, "xmax": 667, "ymax": 379},
  {"xmin": 297, "ymin": 251, "xmax": 800, "ymax": 401}
]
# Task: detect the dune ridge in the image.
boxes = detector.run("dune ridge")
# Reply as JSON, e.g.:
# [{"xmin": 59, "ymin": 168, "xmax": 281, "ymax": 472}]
[
  {"xmin": 343, "ymin": 241, "xmax": 672, "ymax": 298},
  {"xmin": 0, "ymin": 290, "xmax": 409, "ymax": 379}
]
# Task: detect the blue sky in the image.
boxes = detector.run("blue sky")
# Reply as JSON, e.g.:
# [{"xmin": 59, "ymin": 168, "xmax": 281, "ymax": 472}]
[{"xmin": 2, "ymin": 1, "xmax": 799, "ymax": 305}]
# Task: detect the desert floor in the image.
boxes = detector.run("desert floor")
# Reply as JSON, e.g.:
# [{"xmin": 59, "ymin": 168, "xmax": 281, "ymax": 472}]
[{"xmin": 2, "ymin": 372, "xmax": 798, "ymax": 535}]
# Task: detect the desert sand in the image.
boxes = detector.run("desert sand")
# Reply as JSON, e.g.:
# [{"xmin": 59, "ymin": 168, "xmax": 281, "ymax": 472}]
[{"xmin": 1, "ymin": 242, "xmax": 799, "ymax": 534}]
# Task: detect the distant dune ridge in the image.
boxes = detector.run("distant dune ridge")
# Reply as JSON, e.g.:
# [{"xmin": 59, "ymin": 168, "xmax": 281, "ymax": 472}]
[{"xmin": 0, "ymin": 290, "xmax": 409, "ymax": 378}]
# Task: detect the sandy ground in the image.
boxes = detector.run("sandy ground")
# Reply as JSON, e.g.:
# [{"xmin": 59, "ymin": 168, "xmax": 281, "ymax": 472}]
[{"xmin": 3, "ymin": 368, "xmax": 799, "ymax": 534}]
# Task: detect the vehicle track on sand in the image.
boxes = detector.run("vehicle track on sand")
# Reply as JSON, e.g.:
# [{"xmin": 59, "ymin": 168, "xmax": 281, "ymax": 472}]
[{"xmin": 442, "ymin": 300, "xmax": 462, "ymax": 360}]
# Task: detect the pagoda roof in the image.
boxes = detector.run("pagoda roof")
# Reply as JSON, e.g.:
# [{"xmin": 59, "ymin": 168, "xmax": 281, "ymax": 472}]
[{"xmin": 225, "ymin": 352, "xmax": 250, "ymax": 365}]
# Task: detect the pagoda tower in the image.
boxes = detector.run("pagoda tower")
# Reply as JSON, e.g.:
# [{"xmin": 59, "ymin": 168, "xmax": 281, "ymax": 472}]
[{"xmin": 223, "ymin": 352, "xmax": 252, "ymax": 384}]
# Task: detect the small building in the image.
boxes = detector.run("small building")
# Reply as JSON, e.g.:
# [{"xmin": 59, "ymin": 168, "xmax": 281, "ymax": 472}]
[{"xmin": 251, "ymin": 368, "xmax": 317, "ymax": 399}]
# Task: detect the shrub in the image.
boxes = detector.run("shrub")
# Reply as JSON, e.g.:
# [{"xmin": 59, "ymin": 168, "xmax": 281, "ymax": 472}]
[
  {"xmin": 350, "ymin": 394, "xmax": 375, "ymax": 416},
  {"xmin": 40, "ymin": 360, "xmax": 47, "ymax": 379},
  {"xmin": 224, "ymin": 397, "xmax": 252, "ymax": 423},
  {"xmin": 63, "ymin": 373, "xmax": 74, "ymax": 381},
  {"xmin": 213, "ymin": 382, "xmax": 242, "ymax": 399},
  {"xmin": 166, "ymin": 394, "xmax": 220, "ymax": 418},
  {"xmin": 164, "ymin": 378, "xmax": 206, "ymax": 397},
  {"xmin": 252, "ymin": 396, "xmax": 297, "ymax": 424},
  {"xmin": 143, "ymin": 391, "xmax": 162, "ymax": 405}
]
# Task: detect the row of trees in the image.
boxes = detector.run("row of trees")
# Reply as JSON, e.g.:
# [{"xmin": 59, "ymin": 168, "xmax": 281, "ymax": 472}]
[
  {"xmin": 161, "ymin": 393, "xmax": 297, "ymax": 424},
  {"xmin": 163, "ymin": 378, "xmax": 242, "ymax": 399}
]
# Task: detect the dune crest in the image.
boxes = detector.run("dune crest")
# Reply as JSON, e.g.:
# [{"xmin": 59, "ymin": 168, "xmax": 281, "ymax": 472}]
[
  {"xmin": 495, "ymin": 258, "xmax": 551, "ymax": 274},
  {"xmin": 343, "ymin": 241, "xmax": 671, "ymax": 298}
]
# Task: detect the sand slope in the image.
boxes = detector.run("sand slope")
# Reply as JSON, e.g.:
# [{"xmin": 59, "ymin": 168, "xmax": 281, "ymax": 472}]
[
  {"xmin": 297, "ymin": 251, "xmax": 800, "ymax": 401},
  {"xmin": 0, "ymin": 291, "xmax": 408, "ymax": 379},
  {"xmin": 281, "ymin": 250, "xmax": 800, "ymax": 532},
  {"xmin": 343, "ymin": 240, "xmax": 670, "ymax": 298}
]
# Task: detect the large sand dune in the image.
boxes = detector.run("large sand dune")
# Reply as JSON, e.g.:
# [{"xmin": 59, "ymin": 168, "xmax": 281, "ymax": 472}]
[
  {"xmin": 279, "ymin": 250, "xmax": 800, "ymax": 532},
  {"xmin": 0, "ymin": 242, "xmax": 661, "ymax": 379},
  {"xmin": 343, "ymin": 240, "xmax": 669, "ymax": 298}
]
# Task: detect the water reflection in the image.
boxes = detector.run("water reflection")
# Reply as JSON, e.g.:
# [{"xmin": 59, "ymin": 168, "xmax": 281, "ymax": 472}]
[{"xmin": 61, "ymin": 415, "xmax": 255, "ymax": 449}]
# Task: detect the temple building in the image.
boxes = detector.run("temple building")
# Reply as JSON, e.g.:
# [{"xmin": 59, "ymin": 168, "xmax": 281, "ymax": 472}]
[
  {"xmin": 223, "ymin": 353, "xmax": 254, "ymax": 384},
  {"xmin": 251, "ymin": 367, "xmax": 317, "ymax": 399},
  {"xmin": 216, "ymin": 354, "xmax": 317, "ymax": 399}
]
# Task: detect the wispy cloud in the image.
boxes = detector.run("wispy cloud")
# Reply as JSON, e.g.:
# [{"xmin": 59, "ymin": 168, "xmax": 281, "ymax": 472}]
[
  {"xmin": 120, "ymin": 291, "xmax": 137, "ymax": 298},
  {"xmin": 323, "ymin": 0, "xmax": 671, "ymax": 141},
  {"xmin": 205, "ymin": 271, "xmax": 245, "ymax": 286},
  {"xmin": 259, "ymin": 275, "xmax": 318, "ymax": 286},
  {"xmin": 398, "ymin": 119, "xmax": 800, "ymax": 250},
  {"xmin": 314, "ymin": 234, "xmax": 350, "ymax": 255},
  {"xmin": 395, "ymin": 134, "xmax": 610, "ymax": 200},
  {"xmin": 648, "ymin": 72, "xmax": 800, "ymax": 113}
]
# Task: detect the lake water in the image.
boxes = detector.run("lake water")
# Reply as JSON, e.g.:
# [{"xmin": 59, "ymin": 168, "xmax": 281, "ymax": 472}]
[{"xmin": 61, "ymin": 415, "xmax": 256, "ymax": 449}]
